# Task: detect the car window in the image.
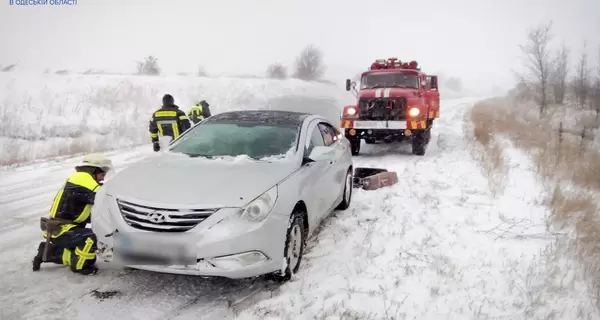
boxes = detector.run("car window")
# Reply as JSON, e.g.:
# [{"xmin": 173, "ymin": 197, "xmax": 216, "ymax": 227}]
[
  {"xmin": 305, "ymin": 125, "xmax": 325, "ymax": 155},
  {"xmin": 169, "ymin": 121, "xmax": 300, "ymax": 160},
  {"xmin": 318, "ymin": 122, "xmax": 339, "ymax": 146},
  {"xmin": 328, "ymin": 123, "xmax": 342, "ymax": 142}
]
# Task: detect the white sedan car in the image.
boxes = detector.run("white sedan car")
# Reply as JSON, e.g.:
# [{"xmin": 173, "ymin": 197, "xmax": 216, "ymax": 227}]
[{"xmin": 91, "ymin": 110, "xmax": 354, "ymax": 281}]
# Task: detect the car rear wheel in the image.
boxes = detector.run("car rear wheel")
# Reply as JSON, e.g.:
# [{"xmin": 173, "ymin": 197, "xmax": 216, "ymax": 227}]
[
  {"xmin": 269, "ymin": 211, "xmax": 306, "ymax": 282},
  {"xmin": 336, "ymin": 168, "xmax": 353, "ymax": 210}
]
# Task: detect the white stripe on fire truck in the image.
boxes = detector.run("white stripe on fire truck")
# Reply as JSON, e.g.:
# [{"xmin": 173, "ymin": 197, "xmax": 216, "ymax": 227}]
[
  {"xmin": 383, "ymin": 88, "xmax": 391, "ymax": 98},
  {"xmin": 375, "ymin": 88, "xmax": 383, "ymax": 98}
]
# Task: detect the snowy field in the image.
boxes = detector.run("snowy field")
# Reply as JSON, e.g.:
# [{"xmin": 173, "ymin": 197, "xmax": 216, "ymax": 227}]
[
  {"xmin": 0, "ymin": 73, "xmax": 353, "ymax": 166},
  {"xmin": 1, "ymin": 93, "xmax": 594, "ymax": 319}
]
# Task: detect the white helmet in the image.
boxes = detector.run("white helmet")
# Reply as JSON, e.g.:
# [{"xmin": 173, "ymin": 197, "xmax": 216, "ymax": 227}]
[{"xmin": 80, "ymin": 153, "xmax": 113, "ymax": 173}]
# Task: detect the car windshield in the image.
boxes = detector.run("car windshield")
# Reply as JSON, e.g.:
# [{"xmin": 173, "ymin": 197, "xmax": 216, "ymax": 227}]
[
  {"xmin": 169, "ymin": 121, "xmax": 300, "ymax": 160},
  {"xmin": 360, "ymin": 72, "xmax": 419, "ymax": 89}
]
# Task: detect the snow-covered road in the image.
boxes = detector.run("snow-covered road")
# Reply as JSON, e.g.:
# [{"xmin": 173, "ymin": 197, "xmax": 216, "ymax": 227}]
[{"xmin": 1, "ymin": 97, "xmax": 570, "ymax": 320}]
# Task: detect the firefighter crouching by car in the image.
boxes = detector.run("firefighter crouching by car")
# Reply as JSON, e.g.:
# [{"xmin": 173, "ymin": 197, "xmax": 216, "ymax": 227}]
[
  {"xmin": 32, "ymin": 153, "xmax": 113, "ymax": 275},
  {"xmin": 188, "ymin": 99, "xmax": 212, "ymax": 124},
  {"xmin": 149, "ymin": 94, "xmax": 192, "ymax": 152}
]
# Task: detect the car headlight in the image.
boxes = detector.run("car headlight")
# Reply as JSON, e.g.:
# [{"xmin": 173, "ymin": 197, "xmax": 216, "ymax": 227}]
[{"xmin": 240, "ymin": 185, "xmax": 278, "ymax": 222}]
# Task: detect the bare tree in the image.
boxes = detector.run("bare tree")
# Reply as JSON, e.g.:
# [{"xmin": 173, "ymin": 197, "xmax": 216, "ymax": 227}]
[
  {"xmin": 197, "ymin": 66, "xmax": 208, "ymax": 77},
  {"xmin": 550, "ymin": 43, "xmax": 569, "ymax": 104},
  {"xmin": 266, "ymin": 62, "xmax": 287, "ymax": 79},
  {"xmin": 518, "ymin": 21, "xmax": 554, "ymax": 116},
  {"xmin": 592, "ymin": 46, "xmax": 600, "ymax": 122},
  {"xmin": 0, "ymin": 63, "xmax": 17, "ymax": 72},
  {"xmin": 573, "ymin": 43, "xmax": 590, "ymax": 109},
  {"xmin": 136, "ymin": 55, "xmax": 160, "ymax": 75},
  {"xmin": 293, "ymin": 45, "xmax": 326, "ymax": 81}
]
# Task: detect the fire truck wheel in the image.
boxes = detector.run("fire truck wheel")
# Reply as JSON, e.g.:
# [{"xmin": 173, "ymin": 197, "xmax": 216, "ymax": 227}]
[
  {"xmin": 349, "ymin": 138, "xmax": 361, "ymax": 156},
  {"xmin": 411, "ymin": 130, "xmax": 430, "ymax": 156},
  {"xmin": 365, "ymin": 138, "xmax": 376, "ymax": 144}
]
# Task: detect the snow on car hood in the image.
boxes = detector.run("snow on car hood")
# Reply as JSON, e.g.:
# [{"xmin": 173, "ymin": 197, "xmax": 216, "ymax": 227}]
[{"xmin": 103, "ymin": 153, "xmax": 297, "ymax": 208}]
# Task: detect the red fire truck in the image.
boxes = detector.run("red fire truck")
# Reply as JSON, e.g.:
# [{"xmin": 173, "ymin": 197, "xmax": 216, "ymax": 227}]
[{"xmin": 341, "ymin": 58, "xmax": 440, "ymax": 156}]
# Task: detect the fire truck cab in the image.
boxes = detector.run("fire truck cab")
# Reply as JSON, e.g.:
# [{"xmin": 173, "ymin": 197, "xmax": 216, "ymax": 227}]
[{"xmin": 341, "ymin": 58, "xmax": 440, "ymax": 156}]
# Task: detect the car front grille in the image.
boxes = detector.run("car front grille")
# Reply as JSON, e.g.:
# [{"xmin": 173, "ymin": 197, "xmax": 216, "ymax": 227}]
[
  {"xmin": 116, "ymin": 199, "xmax": 218, "ymax": 233},
  {"xmin": 358, "ymin": 97, "xmax": 407, "ymax": 120}
]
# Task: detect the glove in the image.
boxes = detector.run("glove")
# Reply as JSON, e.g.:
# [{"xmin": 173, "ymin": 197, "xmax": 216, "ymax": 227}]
[{"xmin": 153, "ymin": 142, "xmax": 160, "ymax": 152}]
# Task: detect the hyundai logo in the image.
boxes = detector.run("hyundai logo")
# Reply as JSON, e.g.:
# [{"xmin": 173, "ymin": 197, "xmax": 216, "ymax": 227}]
[{"xmin": 148, "ymin": 211, "xmax": 168, "ymax": 223}]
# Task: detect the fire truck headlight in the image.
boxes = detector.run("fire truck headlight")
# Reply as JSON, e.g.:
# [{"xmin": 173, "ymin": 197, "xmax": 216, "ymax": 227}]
[
  {"xmin": 408, "ymin": 107, "xmax": 420, "ymax": 117},
  {"xmin": 346, "ymin": 107, "xmax": 357, "ymax": 116}
]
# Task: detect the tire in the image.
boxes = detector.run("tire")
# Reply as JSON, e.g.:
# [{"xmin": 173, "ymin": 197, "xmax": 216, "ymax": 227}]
[
  {"xmin": 411, "ymin": 129, "xmax": 431, "ymax": 156},
  {"xmin": 349, "ymin": 138, "xmax": 361, "ymax": 156},
  {"xmin": 336, "ymin": 168, "xmax": 353, "ymax": 210},
  {"xmin": 365, "ymin": 138, "xmax": 376, "ymax": 144},
  {"xmin": 269, "ymin": 212, "xmax": 306, "ymax": 282}
]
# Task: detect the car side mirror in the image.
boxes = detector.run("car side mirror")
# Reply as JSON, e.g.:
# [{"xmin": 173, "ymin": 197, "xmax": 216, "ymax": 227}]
[
  {"xmin": 308, "ymin": 146, "xmax": 334, "ymax": 162},
  {"xmin": 345, "ymin": 79, "xmax": 352, "ymax": 91}
]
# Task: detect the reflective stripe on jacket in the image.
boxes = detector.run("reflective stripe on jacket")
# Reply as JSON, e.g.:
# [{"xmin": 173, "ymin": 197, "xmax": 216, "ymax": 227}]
[
  {"xmin": 149, "ymin": 105, "xmax": 191, "ymax": 143},
  {"xmin": 188, "ymin": 105, "xmax": 204, "ymax": 123},
  {"xmin": 43, "ymin": 171, "xmax": 100, "ymax": 238}
]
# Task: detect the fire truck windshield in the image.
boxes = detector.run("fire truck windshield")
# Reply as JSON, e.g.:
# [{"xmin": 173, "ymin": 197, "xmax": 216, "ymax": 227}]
[{"xmin": 360, "ymin": 72, "xmax": 419, "ymax": 89}]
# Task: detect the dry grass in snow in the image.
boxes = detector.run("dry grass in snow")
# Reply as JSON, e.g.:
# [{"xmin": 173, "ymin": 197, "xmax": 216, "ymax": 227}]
[
  {"xmin": 470, "ymin": 97, "xmax": 600, "ymax": 313},
  {"xmin": 0, "ymin": 72, "xmax": 353, "ymax": 167}
]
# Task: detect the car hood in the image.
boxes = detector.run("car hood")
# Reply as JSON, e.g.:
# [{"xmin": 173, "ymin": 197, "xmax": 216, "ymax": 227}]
[
  {"xmin": 103, "ymin": 153, "xmax": 297, "ymax": 208},
  {"xmin": 358, "ymin": 87, "xmax": 419, "ymax": 99}
]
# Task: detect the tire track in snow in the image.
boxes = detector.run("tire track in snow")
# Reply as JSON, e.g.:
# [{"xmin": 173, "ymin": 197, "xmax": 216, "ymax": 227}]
[{"xmin": 67, "ymin": 269, "xmax": 281, "ymax": 320}]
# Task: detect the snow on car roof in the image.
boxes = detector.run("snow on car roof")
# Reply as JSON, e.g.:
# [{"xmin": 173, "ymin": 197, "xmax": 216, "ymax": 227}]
[{"xmin": 205, "ymin": 110, "xmax": 311, "ymax": 126}]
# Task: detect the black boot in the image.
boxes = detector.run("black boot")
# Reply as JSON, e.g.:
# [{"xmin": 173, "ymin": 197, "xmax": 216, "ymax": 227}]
[
  {"xmin": 77, "ymin": 265, "xmax": 99, "ymax": 275},
  {"xmin": 32, "ymin": 242, "xmax": 46, "ymax": 271},
  {"xmin": 32, "ymin": 256, "xmax": 42, "ymax": 271}
]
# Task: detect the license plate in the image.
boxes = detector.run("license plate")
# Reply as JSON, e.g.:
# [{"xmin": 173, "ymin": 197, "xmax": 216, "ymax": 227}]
[
  {"xmin": 352, "ymin": 121, "xmax": 407, "ymax": 129},
  {"xmin": 387, "ymin": 121, "xmax": 407, "ymax": 129},
  {"xmin": 113, "ymin": 232, "xmax": 196, "ymax": 265},
  {"xmin": 352, "ymin": 121, "xmax": 387, "ymax": 129}
]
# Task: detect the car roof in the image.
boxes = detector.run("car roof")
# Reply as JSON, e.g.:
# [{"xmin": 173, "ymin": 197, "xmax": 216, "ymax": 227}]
[{"xmin": 204, "ymin": 109, "xmax": 313, "ymax": 126}]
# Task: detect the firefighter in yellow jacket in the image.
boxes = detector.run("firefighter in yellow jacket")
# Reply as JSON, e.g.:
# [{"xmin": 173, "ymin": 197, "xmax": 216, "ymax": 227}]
[
  {"xmin": 188, "ymin": 100, "xmax": 212, "ymax": 124},
  {"xmin": 149, "ymin": 94, "xmax": 192, "ymax": 152},
  {"xmin": 32, "ymin": 153, "xmax": 113, "ymax": 275}
]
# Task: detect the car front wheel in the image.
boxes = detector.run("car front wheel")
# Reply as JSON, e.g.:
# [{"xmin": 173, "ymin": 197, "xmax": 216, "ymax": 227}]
[
  {"xmin": 336, "ymin": 168, "xmax": 353, "ymax": 210},
  {"xmin": 269, "ymin": 211, "xmax": 306, "ymax": 282}
]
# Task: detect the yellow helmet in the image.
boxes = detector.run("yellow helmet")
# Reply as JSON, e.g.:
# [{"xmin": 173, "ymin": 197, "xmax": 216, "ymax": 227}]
[{"xmin": 80, "ymin": 153, "xmax": 113, "ymax": 173}]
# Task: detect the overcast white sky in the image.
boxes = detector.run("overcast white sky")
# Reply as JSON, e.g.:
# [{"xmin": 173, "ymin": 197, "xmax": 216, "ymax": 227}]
[{"xmin": 0, "ymin": 0, "xmax": 598, "ymax": 93}]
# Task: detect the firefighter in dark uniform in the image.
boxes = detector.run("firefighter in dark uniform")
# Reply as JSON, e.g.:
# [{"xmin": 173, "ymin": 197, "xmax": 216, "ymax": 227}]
[
  {"xmin": 188, "ymin": 100, "xmax": 212, "ymax": 124},
  {"xmin": 32, "ymin": 153, "xmax": 113, "ymax": 275},
  {"xmin": 149, "ymin": 94, "xmax": 192, "ymax": 152}
]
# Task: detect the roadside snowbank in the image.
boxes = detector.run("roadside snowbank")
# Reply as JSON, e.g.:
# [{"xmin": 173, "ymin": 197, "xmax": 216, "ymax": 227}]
[{"xmin": 0, "ymin": 73, "xmax": 354, "ymax": 166}]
